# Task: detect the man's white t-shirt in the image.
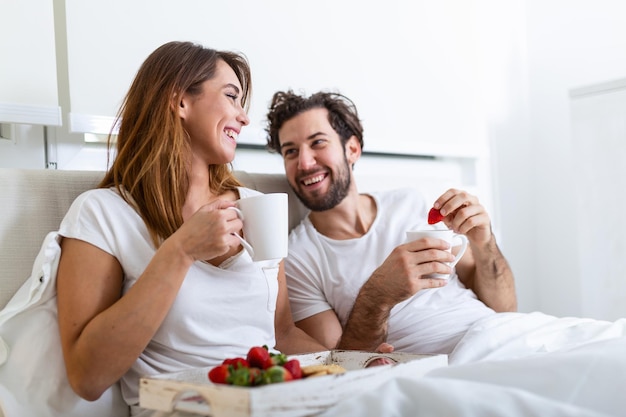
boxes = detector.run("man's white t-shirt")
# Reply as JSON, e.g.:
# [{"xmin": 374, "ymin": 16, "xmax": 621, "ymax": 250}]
[
  {"xmin": 59, "ymin": 186, "xmax": 280, "ymax": 408},
  {"xmin": 286, "ymin": 188, "xmax": 495, "ymax": 354}
]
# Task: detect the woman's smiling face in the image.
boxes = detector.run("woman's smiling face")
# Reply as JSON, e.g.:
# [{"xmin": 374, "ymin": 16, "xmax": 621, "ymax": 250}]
[{"xmin": 179, "ymin": 59, "xmax": 250, "ymax": 165}]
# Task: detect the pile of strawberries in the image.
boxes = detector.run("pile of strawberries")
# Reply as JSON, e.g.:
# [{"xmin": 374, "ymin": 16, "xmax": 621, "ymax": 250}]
[{"xmin": 208, "ymin": 345, "xmax": 302, "ymax": 386}]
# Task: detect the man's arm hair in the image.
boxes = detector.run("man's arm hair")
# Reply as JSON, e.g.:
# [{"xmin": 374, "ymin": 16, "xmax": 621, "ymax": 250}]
[
  {"xmin": 455, "ymin": 235, "xmax": 517, "ymax": 312},
  {"xmin": 336, "ymin": 272, "xmax": 393, "ymax": 351}
]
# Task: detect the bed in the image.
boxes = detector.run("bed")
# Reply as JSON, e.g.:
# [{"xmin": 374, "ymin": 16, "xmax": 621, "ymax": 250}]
[{"xmin": 1, "ymin": 168, "xmax": 625, "ymax": 417}]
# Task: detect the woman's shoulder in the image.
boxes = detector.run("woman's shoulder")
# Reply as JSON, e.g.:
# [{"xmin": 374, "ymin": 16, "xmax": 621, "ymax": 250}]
[
  {"xmin": 236, "ymin": 186, "xmax": 264, "ymax": 199},
  {"xmin": 72, "ymin": 187, "xmax": 126, "ymax": 207},
  {"xmin": 65, "ymin": 187, "xmax": 134, "ymax": 221}
]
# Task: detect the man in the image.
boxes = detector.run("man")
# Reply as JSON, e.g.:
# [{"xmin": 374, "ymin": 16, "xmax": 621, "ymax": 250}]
[{"xmin": 265, "ymin": 90, "xmax": 517, "ymax": 355}]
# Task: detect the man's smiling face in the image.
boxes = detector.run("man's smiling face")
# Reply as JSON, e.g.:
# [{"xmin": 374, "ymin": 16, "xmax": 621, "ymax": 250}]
[{"xmin": 278, "ymin": 108, "xmax": 352, "ymax": 212}]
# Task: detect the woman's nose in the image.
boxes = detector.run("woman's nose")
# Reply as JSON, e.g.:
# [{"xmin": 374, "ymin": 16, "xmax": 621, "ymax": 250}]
[{"xmin": 237, "ymin": 108, "xmax": 250, "ymax": 126}]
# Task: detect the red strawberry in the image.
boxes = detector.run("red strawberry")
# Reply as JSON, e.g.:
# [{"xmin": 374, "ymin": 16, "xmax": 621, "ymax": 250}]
[
  {"xmin": 283, "ymin": 359, "xmax": 302, "ymax": 379},
  {"xmin": 427, "ymin": 207, "xmax": 444, "ymax": 225},
  {"xmin": 223, "ymin": 357, "xmax": 249, "ymax": 369},
  {"xmin": 248, "ymin": 367, "xmax": 263, "ymax": 386},
  {"xmin": 247, "ymin": 346, "xmax": 272, "ymax": 369},
  {"xmin": 228, "ymin": 366, "xmax": 253, "ymax": 386},
  {"xmin": 263, "ymin": 365, "xmax": 294, "ymax": 383},
  {"xmin": 269, "ymin": 351, "xmax": 288, "ymax": 367},
  {"xmin": 208, "ymin": 364, "xmax": 231, "ymax": 384}
]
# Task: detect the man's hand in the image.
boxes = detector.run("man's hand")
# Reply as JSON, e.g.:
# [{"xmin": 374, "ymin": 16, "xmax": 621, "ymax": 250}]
[
  {"xmin": 433, "ymin": 188, "xmax": 492, "ymax": 247},
  {"xmin": 365, "ymin": 238, "xmax": 455, "ymax": 306},
  {"xmin": 363, "ymin": 343, "xmax": 396, "ymax": 367},
  {"xmin": 434, "ymin": 189, "xmax": 518, "ymax": 313},
  {"xmin": 376, "ymin": 342, "xmax": 394, "ymax": 353},
  {"xmin": 338, "ymin": 239, "xmax": 456, "ymax": 351}
]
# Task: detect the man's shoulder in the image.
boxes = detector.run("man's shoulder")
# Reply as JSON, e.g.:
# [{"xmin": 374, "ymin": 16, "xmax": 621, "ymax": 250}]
[
  {"xmin": 286, "ymin": 218, "xmax": 327, "ymax": 267},
  {"xmin": 288, "ymin": 217, "xmax": 316, "ymax": 246},
  {"xmin": 370, "ymin": 187, "xmax": 428, "ymax": 206}
]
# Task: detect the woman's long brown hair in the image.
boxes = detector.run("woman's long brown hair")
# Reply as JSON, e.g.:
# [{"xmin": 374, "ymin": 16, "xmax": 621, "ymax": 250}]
[{"xmin": 100, "ymin": 41, "xmax": 252, "ymax": 247}]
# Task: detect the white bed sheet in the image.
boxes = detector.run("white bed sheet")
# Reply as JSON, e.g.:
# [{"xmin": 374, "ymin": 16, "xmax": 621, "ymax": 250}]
[{"xmin": 319, "ymin": 312, "xmax": 626, "ymax": 417}]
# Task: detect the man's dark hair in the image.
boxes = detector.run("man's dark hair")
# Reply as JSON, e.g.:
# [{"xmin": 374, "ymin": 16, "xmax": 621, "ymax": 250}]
[{"xmin": 265, "ymin": 90, "xmax": 364, "ymax": 153}]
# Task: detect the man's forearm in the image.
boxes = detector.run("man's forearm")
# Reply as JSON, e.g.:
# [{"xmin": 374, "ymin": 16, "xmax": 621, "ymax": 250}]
[
  {"xmin": 336, "ymin": 277, "xmax": 392, "ymax": 350},
  {"xmin": 471, "ymin": 236, "xmax": 517, "ymax": 312}
]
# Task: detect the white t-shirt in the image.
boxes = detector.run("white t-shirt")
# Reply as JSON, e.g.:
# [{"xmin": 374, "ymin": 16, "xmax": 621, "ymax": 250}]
[
  {"xmin": 59, "ymin": 186, "xmax": 280, "ymax": 408},
  {"xmin": 286, "ymin": 188, "xmax": 495, "ymax": 355}
]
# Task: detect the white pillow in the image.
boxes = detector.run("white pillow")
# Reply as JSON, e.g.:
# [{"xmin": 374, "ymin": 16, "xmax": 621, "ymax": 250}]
[{"xmin": 0, "ymin": 232, "xmax": 129, "ymax": 417}]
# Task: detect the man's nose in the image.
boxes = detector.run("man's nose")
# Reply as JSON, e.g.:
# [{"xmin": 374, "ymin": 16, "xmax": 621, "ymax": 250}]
[{"xmin": 298, "ymin": 147, "xmax": 316, "ymax": 170}]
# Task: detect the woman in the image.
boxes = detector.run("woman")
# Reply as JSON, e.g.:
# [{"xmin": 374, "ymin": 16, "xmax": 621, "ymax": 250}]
[{"xmin": 55, "ymin": 41, "xmax": 325, "ymax": 415}]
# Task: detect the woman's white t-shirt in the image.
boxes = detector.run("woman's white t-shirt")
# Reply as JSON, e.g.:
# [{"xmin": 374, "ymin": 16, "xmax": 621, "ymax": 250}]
[{"xmin": 59, "ymin": 186, "xmax": 280, "ymax": 407}]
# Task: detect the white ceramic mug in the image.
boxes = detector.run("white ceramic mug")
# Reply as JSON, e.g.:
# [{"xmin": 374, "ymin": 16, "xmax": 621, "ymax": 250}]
[
  {"xmin": 406, "ymin": 229, "xmax": 468, "ymax": 279},
  {"xmin": 229, "ymin": 193, "xmax": 288, "ymax": 262}
]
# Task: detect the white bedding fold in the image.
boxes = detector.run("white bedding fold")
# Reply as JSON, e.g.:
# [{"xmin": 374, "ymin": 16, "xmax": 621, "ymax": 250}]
[
  {"xmin": 321, "ymin": 312, "xmax": 626, "ymax": 417},
  {"xmin": 318, "ymin": 376, "xmax": 611, "ymax": 417},
  {"xmin": 449, "ymin": 311, "xmax": 626, "ymax": 364}
]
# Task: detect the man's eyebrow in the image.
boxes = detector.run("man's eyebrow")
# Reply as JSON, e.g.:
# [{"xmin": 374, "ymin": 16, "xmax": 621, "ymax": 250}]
[
  {"xmin": 279, "ymin": 132, "xmax": 325, "ymax": 151},
  {"xmin": 279, "ymin": 141, "xmax": 294, "ymax": 151}
]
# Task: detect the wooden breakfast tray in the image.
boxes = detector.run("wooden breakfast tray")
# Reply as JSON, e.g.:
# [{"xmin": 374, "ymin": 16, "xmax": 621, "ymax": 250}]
[{"xmin": 139, "ymin": 350, "xmax": 447, "ymax": 417}]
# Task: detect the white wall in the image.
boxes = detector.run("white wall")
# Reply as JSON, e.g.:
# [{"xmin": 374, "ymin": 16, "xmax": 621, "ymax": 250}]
[
  {"xmin": 0, "ymin": 125, "xmax": 47, "ymax": 169},
  {"xmin": 469, "ymin": 0, "xmax": 538, "ymax": 312},
  {"xmin": 570, "ymin": 81, "xmax": 626, "ymax": 320},
  {"xmin": 512, "ymin": 0, "xmax": 626, "ymax": 318},
  {"xmin": 0, "ymin": 0, "xmax": 61, "ymax": 127},
  {"xmin": 0, "ymin": 0, "xmax": 57, "ymax": 108},
  {"xmin": 60, "ymin": 0, "xmax": 488, "ymax": 158}
]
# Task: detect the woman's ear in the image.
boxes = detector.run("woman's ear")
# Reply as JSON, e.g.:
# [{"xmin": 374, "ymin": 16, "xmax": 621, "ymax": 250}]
[
  {"xmin": 172, "ymin": 93, "xmax": 187, "ymax": 119},
  {"xmin": 345, "ymin": 135, "xmax": 362, "ymax": 166}
]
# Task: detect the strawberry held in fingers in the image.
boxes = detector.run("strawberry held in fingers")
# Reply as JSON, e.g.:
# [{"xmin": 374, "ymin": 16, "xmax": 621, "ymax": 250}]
[{"xmin": 428, "ymin": 207, "xmax": 444, "ymax": 225}]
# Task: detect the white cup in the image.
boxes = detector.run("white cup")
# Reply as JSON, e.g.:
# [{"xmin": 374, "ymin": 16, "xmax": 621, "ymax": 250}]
[
  {"xmin": 229, "ymin": 193, "xmax": 288, "ymax": 262},
  {"xmin": 405, "ymin": 229, "xmax": 468, "ymax": 279}
]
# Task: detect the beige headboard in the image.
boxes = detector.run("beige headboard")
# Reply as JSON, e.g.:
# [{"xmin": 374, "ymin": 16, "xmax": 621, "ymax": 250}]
[{"xmin": 0, "ymin": 169, "xmax": 306, "ymax": 308}]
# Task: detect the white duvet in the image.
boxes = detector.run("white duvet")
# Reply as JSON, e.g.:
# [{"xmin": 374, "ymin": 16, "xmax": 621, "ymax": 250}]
[
  {"xmin": 320, "ymin": 312, "xmax": 626, "ymax": 417},
  {"xmin": 2, "ymin": 233, "xmax": 625, "ymax": 416}
]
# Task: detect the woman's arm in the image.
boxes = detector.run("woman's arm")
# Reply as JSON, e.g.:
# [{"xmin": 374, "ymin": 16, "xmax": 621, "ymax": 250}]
[
  {"xmin": 57, "ymin": 199, "xmax": 242, "ymax": 400},
  {"xmin": 57, "ymin": 236, "xmax": 194, "ymax": 400},
  {"xmin": 272, "ymin": 261, "xmax": 328, "ymax": 355}
]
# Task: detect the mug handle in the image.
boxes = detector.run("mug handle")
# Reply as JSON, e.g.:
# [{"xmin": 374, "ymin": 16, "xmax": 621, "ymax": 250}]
[
  {"xmin": 227, "ymin": 207, "xmax": 255, "ymax": 259},
  {"xmin": 450, "ymin": 234, "xmax": 468, "ymax": 267}
]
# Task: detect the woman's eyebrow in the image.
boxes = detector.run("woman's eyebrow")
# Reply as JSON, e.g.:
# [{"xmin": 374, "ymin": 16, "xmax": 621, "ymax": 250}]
[{"xmin": 224, "ymin": 83, "xmax": 241, "ymax": 93}]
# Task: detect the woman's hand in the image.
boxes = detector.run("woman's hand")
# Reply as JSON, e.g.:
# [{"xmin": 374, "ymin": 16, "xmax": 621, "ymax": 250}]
[{"xmin": 175, "ymin": 199, "xmax": 244, "ymax": 263}]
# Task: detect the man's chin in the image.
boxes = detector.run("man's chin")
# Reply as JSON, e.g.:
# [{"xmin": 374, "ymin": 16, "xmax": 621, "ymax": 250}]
[
  {"xmin": 290, "ymin": 178, "xmax": 349, "ymax": 212},
  {"xmin": 297, "ymin": 192, "xmax": 343, "ymax": 212},
  {"xmin": 304, "ymin": 201, "xmax": 338, "ymax": 212},
  {"xmin": 293, "ymin": 189, "xmax": 332, "ymax": 212}
]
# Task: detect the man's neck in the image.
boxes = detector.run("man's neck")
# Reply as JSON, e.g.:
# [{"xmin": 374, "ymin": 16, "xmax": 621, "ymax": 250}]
[{"xmin": 309, "ymin": 192, "xmax": 377, "ymax": 240}]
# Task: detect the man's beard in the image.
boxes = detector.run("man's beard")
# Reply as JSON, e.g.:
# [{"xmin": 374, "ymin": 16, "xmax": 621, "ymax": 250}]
[{"xmin": 291, "ymin": 159, "xmax": 351, "ymax": 212}]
